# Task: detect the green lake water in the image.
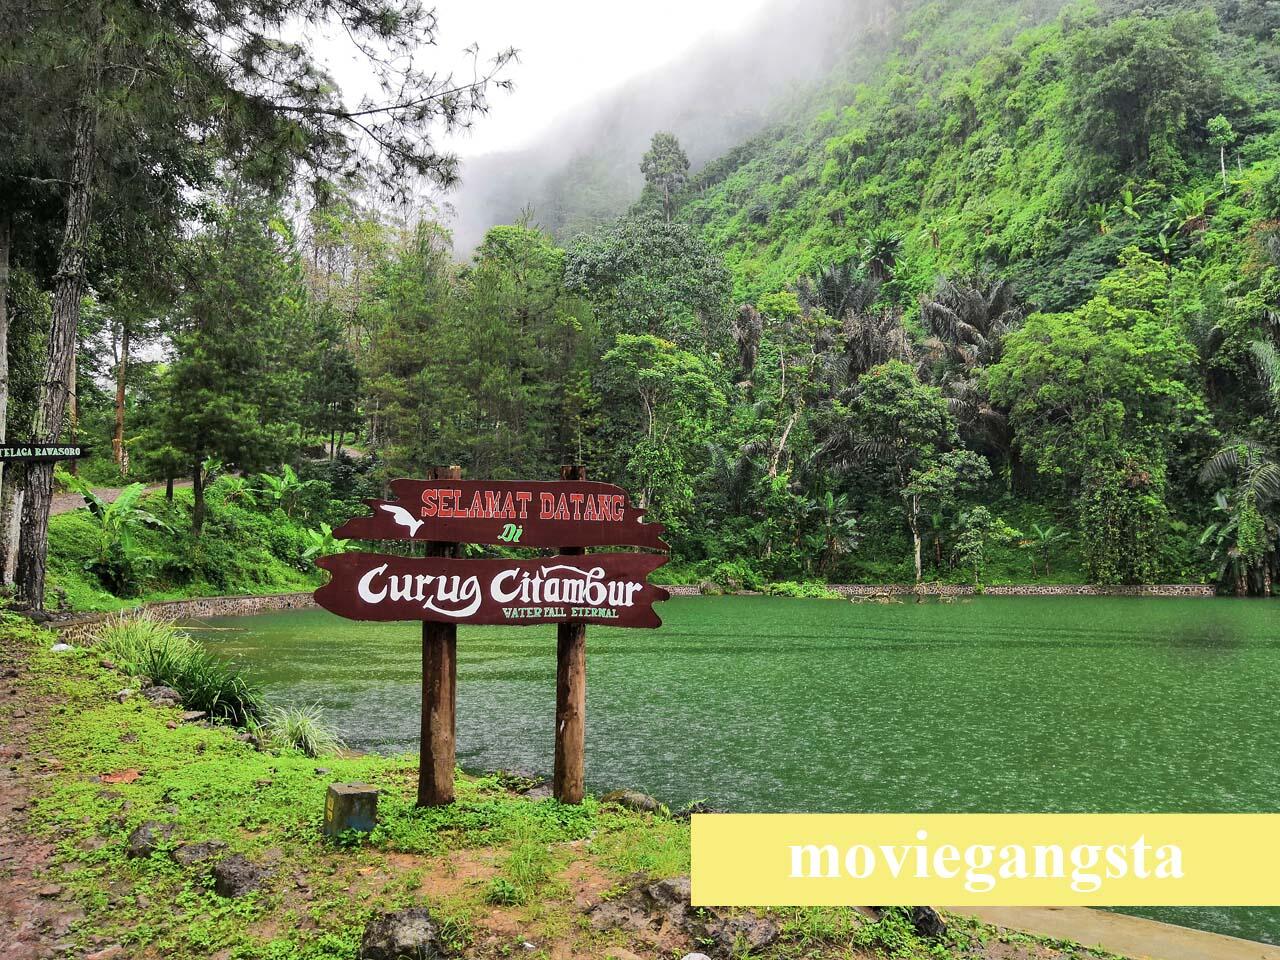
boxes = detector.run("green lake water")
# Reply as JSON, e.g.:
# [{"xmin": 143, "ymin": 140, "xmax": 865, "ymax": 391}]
[{"xmin": 198, "ymin": 595, "xmax": 1280, "ymax": 944}]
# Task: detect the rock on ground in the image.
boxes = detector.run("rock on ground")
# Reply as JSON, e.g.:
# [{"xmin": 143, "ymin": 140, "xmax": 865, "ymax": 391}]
[
  {"xmin": 171, "ymin": 839, "xmax": 228, "ymax": 867},
  {"xmin": 125, "ymin": 821, "xmax": 176, "ymax": 859},
  {"xmin": 909, "ymin": 906, "xmax": 947, "ymax": 938},
  {"xmin": 141, "ymin": 685, "xmax": 182, "ymax": 708},
  {"xmin": 601, "ymin": 789, "xmax": 663, "ymax": 814},
  {"xmin": 359, "ymin": 907, "xmax": 443, "ymax": 960},
  {"xmin": 588, "ymin": 876, "xmax": 778, "ymax": 957},
  {"xmin": 674, "ymin": 800, "xmax": 725, "ymax": 821},
  {"xmin": 494, "ymin": 768, "xmax": 546, "ymax": 792},
  {"xmin": 212, "ymin": 854, "xmax": 269, "ymax": 898}
]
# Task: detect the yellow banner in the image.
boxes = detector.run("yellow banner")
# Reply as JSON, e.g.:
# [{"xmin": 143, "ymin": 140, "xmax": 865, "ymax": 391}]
[{"xmin": 690, "ymin": 814, "xmax": 1280, "ymax": 906}]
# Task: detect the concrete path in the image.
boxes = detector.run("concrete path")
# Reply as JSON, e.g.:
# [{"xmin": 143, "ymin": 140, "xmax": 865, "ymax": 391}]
[{"xmin": 955, "ymin": 907, "xmax": 1280, "ymax": 960}]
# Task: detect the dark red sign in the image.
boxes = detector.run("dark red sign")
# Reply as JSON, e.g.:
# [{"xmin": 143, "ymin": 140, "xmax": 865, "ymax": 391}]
[
  {"xmin": 333, "ymin": 479, "xmax": 667, "ymax": 550},
  {"xmin": 314, "ymin": 552, "xmax": 670, "ymax": 627}
]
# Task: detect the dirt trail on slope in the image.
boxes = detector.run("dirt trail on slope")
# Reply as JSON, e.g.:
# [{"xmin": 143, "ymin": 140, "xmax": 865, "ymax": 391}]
[{"xmin": 50, "ymin": 481, "xmax": 192, "ymax": 517}]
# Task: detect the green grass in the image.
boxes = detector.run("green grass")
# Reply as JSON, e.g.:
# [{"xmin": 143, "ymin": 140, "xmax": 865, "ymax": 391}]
[
  {"xmin": 46, "ymin": 484, "xmax": 322, "ymax": 613},
  {"xmin": 3, "ymin": 613, "xmax": 1120, "ymax": 960},
  {"xmin": 259, "ymin": 703, "xmax": 344, "ymax": 758},
  {"xmin": 94, "ymin": 612, "xmax": 265, "ymax": 724}
]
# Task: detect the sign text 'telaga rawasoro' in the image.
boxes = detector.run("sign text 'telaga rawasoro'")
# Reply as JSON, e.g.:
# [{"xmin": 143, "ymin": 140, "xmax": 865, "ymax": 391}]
[
  {"xmin": 314, "ymin": 552, "xmax": 670, "ymax": 627},
  {"xmin": 0, "ymin": 444, "xmax": 87, "ymax": 462},
  {"xmin": 332, "ymin": 479, "xmax": 667, "ymax": 550}
]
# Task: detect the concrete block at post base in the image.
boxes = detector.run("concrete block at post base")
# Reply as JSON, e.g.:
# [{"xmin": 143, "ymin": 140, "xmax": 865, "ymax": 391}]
[{"xmin": 323, "ymin": 782, "xmax": 379, "ymax": 837}]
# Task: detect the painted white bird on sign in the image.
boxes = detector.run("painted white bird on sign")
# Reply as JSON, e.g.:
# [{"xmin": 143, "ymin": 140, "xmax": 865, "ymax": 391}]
[{"xmin": 378, "ymin": 503, "xmax": 424, "ymax": 537}]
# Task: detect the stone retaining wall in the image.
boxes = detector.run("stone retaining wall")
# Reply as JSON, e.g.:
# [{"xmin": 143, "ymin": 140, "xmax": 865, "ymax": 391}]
[
  {"xmin": 663, "ymin": 585, "xmax": 702, "ymax": 597},
  {"xmin": 55, "ymin": 591, "xmax": 317, "ymax": 641},
  {"xmin": 668, "ymin": 582, "xmax": 1216, "ymax": 598},
  {"xmin": 834, "ymin": 583, "xmax": 1216, "ymax": 598},
  {"xmin": 54, "ymin": 581, "xmax": 1218, "ymax": 639}
]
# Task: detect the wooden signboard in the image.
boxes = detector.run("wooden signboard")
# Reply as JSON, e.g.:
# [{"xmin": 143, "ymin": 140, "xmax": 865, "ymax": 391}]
[
  {"xmin": 315, "ymin": 465, "xmax": 668, "ymax": 810},
  {"xmin": 0, "ymin": 443, "xmax": 87, "ymax": 462},
  {"xmin": 333, "ymin": 479, "xmax": 667, "ymax": 550},
  {"xmin": 314, "ymin": 552, "xmax": 669, "ymax": 627}
]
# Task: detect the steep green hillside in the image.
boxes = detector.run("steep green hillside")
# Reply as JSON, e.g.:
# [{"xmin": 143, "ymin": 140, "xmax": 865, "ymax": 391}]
[{"xmin": 686, "ymin": 0, "xmax": 1280, "ymax": 312}]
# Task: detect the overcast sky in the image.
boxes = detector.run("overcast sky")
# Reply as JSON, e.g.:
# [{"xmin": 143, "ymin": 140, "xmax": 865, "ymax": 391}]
[{"xmin": 312, "ymin": 0, "xmax": 779, "ymax": 159}]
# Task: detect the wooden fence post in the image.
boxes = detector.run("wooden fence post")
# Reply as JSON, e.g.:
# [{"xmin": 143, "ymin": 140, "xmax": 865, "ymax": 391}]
[
  {"xmin": 553, "ymin": 464, "xmax": 588, "ymax": 804},
  {"xmin": 417, "ymin": 464, "xmax": 461, "ymax": 807}
]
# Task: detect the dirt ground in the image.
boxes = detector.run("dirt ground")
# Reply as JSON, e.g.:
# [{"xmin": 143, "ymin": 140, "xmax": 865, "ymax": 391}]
[
  {"xmin": 49, "ymin": 481, "xmax": 192, "ymax": 517},
  {"xmin": 0, "ymin": 653, "xmax": 92, "ymax": 959}
]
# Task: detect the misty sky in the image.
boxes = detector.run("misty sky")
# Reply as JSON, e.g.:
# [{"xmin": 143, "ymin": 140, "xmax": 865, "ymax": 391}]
[{"xmin": 313, "ymin": 0, "xmax": 779, "ymax": 159}]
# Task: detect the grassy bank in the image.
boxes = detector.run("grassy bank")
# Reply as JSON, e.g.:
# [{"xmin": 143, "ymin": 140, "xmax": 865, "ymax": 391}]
[
  {"xmin": 46, "ymin": 481, "xmax": 328, "ymax": 612},
  {"xmin": 0, "ymin": 613, "xmax": 1119, "ymax": 960}
]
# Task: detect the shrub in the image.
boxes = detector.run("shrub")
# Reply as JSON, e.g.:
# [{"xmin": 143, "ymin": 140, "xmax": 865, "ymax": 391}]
[
  {"xmin": 95, "ymin": 610, "xmax": 187, "ymax": 660},
  {"xmin": 261, "ymin": 703, "xmax": 343, "ymax": 757},
  {"xmin": 764, "ymin": 581, "xmax": 843, "ymax": 599},
  {"xmin": 94, "ymin": 613, "xmax": 263, "ymax": 725},
  {"xmin": 709, "ymin": 558, "xmax": 762, "ymax": 592},
  {"xmin": 483, "ymin": 877, "xmax": 526, "ymax": 906}
]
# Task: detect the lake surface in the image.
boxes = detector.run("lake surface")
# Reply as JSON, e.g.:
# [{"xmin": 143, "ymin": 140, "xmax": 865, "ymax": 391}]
[{"xmin": 198, "ymin": 595, "xmax": 1280, "ymax": 944}]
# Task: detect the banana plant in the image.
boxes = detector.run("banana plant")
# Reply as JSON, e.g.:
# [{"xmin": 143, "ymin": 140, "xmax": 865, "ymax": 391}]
[
  {"xmin": 302, "ymin": 522, "xmax": 350, "ymax": 561},
  {"xmin": 1020, "ymin": 522, "xmax": 1069, "ymax": 577},
  {"xmin": 257, "ymin": 464, "xmax": 318, "ymax": 518},
  {"xmin": 65, "ymin": 474, "xmax": 172, "ymax": 594}
]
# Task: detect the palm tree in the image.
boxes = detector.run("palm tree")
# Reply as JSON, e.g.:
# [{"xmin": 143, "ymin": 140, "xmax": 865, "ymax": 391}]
[
  {"xmin": 1199, "ymin": 440, "xmax": 1280, "ymax": 595},
  {"xmin": 1251, "ymin": 340, "xmax": 1280, "ymax": 414},
  {"xmin": 795, "ymin": 259, "xmax": 880, "ymax": 319},
  {"xmin": 920, "ymin": 273, "xmax": 1024, "ymax": 455},
  {"xmin": 921, "ymin": 273, "xmax": 1022, "ymax": 370},
  {"xmin": 706, "ymin": 441, "xmax": 760, "ymax": 516},
  {"xmin": 822, "ymin": 307, "xmax": 913, "ymax": 394},
  {"xmin": 861, "ymin": 228, "xmax": 903, "ymax": 283},
  {"xmin": 805, "ymin": 491, "xmax": 861, "ymax": 576}
]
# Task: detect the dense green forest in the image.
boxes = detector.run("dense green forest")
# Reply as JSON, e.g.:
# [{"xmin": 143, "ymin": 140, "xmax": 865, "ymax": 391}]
[{"xmin": 4, "ymin": 0, "xmax": 1280, "ymax": 608}]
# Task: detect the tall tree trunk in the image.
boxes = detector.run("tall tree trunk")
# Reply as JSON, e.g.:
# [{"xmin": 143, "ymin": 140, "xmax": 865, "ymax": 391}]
[
  {"xmin": 17, "ymin": 82, "xmax": 99, "ymax": 609},
  {"xmin": 0, "ymin": 214, "xmax": 11, "ymax": 577},
  {"xmin": 67, "ymin": 350, "xmax": 78, "ymax": 476},
  {"xmin": 0, "ymin": 481, "xmax": 20, "ymax": 586},
  {"xmin": 191, "ymin": 459, "xmax": 205, "ymax": 535},
  {"xmin": 909, "ymin": 495, "xmax": 922, "ymax": 584},
  {"xmin": 113, "ymin": 322, "xmax": 129, "ymax": 476}
]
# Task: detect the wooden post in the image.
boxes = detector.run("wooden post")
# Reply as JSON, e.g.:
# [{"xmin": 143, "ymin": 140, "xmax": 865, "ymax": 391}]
[
  {"xmin": 418, "ymin": 464, "xmax": 461, "ymax": 807},
  {"xmin": 553, "ymin": 464, "xmax": 587, "ymax": 804}
]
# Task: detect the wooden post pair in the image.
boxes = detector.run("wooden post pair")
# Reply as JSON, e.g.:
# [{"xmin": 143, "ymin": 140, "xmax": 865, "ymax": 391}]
[{"xmin": 415, "ymin": 464, "xmax": 587, "ymax": 808}]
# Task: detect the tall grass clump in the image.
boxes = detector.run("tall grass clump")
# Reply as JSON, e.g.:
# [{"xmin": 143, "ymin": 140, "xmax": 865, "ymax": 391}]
[
  {"xmin": 93, "ymin": 612, "xmax": 264, "ymax": 725},
  {"xmin": 261, "ymin": 703, "xmax": 343, "ymax": 757}
]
